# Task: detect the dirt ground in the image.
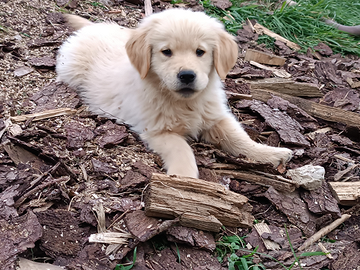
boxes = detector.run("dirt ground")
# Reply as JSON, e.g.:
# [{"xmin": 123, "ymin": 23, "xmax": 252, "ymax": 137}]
[{"xmin": 1, "ymin": 0, "xmax": 360, "ymax": 269}]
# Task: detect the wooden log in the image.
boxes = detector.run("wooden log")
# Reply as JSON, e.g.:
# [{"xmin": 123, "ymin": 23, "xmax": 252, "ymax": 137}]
[
  {"xmin": 144, "ymin": 173, "xmax": 254, "ymax": 232},
  {"xmin": 253, "ymin": 23, "xmax": 301, "ymax": 51},
  {"xmin": 250, "ymin": 88, "xmax": 360, "ymax": 128},
  {"xmin": 328, "ymin": 182, "xmax": 360, "ymax": 206},
  {"xmin": 215, "ymin": 170, "xmax": 298, "ymax": 192},
  {"xmin": 245, "ymin": 49, "xmax": 286, "ymax": 66},
  {"xmin": 248, "ymin": 78, "xmax": 323, "ymax": 97}
]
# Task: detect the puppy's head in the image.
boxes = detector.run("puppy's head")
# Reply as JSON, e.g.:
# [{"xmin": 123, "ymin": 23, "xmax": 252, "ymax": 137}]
[{"xmin": 125, "ymin": 9, "xmax": 238, "ymax": 99}]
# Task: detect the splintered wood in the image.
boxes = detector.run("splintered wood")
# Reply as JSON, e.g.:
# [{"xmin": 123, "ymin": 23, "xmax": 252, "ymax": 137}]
[
  {"xmin": 10, "ymin": 108, "xmax": 77, "ymax": 122},
  {"xmin": 144, "ymin": 173, "xmax": 254, "ymax": 232},
  {"xmin": 245, "ymin": 49, "xmax": 286, "ymax": 66},
  {"xmin": 253, "ymin": 23, "xmax": 301, "ymax": 51},
  {"xmin": 328, "ymin": 182, "xmax": 360, "ymax": 205}
]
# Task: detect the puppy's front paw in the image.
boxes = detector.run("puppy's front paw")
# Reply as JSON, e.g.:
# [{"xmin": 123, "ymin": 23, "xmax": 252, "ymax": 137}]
[{"xmin": 267, "ymin": 147, "xmax": 293, "ymax": 167}]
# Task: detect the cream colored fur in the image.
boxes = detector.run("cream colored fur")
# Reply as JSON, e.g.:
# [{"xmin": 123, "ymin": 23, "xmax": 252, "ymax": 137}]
[{"xmin": 56, "ymin": 9, "xmax": 293, "ymax": 178}]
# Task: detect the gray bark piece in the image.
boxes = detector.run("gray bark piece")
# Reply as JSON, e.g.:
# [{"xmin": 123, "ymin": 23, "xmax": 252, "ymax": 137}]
[{"xmin": 250, "ymin": 100, "xmax": 310, "ymax": 147}]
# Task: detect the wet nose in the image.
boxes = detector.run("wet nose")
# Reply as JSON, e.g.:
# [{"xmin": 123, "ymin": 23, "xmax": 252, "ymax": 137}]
[{"xmin": 178, "ymin": 70, "xmax": 196, "ymax": 84}]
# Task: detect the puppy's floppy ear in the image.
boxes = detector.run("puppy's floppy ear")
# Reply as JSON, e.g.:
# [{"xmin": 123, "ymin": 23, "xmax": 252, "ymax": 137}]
[
  {"xmin": 214, "ymin": 31, "xmax": 238, "ymax": 80},
  {"xmin": 125, "ymin": 28, "xmax": 151, "ymax": 79}
]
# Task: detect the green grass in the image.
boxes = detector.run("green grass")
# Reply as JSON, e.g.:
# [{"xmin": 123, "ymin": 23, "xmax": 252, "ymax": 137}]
[
  {"xmin": 115, "ymin": 247, "xmax": 137, "ymax": 270},
  {"xmin": 201, "ymin": 0, "xmax": 360, "ymax": 56},
  {"xmin": 215, "ymin": 226, "xmax": 328, "ymax": 270}
]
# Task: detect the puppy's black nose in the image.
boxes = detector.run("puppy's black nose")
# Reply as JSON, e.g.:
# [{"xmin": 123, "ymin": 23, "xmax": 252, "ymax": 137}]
[{"xmin": 178, "ymin": 70, "xmax": 196, "ymax": 84}]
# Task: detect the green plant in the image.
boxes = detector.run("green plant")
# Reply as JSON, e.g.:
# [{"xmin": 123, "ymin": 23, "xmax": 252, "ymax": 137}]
[
  {"xmin": 87, "ymin": 1, "xmax": 108, "ymax": 9},
  {"xmin": 115, "ymin": 247, "xmax": 137, "ymax": 270},
  {"xmin": 201, "ymin": 0, "xmax": 360, "ymax": 56},
  {"xmin": 174, "ymin": 242, "xmax": 181, "ymax": 263},
  {"xmin": 215, "ymin": 226, "xmax": 328, "ymax": 270}
]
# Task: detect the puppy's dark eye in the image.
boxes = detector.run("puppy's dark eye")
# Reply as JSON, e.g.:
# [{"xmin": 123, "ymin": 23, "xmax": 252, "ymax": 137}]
[
  {"xmin": 196, "ymin": 49, "xmax": 205, "ymax": 57},
  {"xmin": 162, "ymin": 49, "xmax": 172, "ymax": 57}
]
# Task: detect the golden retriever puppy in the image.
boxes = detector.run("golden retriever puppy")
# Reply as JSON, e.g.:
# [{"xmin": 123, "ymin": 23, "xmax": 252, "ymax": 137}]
[{"xmin": 56, "ymin": 9, "xmax": 292, "ymax": 178}]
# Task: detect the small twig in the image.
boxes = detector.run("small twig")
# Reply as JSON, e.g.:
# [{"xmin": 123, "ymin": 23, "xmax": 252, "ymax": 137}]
[
  {"xmin": 107, "ymin": 210, "xmax": 129, "ymax": 230},
  {"xmin": 28, "ymin": 162, "xmax": 61, "ymax": 190},
  {"xmin": 14, "ymin": 176, "xmax": 70, "ymax": 208},
  {"xmin": 318, "ymin": 243, "xmax": 333, "ymax": 259},
  {"xmin": 298, "ymin": 214, "xmax": 351, "ymax": 251}
]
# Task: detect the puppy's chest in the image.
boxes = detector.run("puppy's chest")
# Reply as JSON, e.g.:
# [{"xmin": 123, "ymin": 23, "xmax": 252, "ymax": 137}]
[{"xmin": 153, "ymin": 105, "xmax": 216, "ymax": 136}]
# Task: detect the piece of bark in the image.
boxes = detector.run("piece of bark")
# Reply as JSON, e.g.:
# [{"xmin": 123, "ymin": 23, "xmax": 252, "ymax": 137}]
[
  {"xmin": 216, "ymin": 169, "xmax": 297, "ymax": 192},
  {"xmin": 166, "ymin": 226, "xmax": 216, "ymax": 252},
  {"xmin": 29, "ymin": 56, "xmax": 56, "ymax": 68},
  {"xmin": 245, "ymin": 49, "xmax": 286, "ymax": 66},
  {"xmin": 300, "ymin": 182, "xmax": 341, "ymax": 218},
  {"xmin": 248, "ymin": 78, "xmax": 323, "ymax": 97},
  {"xmin": 250, "ymin": 100, "xmax": 310, "ymax": 146},
  {"xmin": 298, "ymin": 214, "xmax": 351, "ymax": 251},
  {"xmin": 144, "ymin": 173, "xmax": 254, "ymax": 231},
  {"xmin": 94, "ymin": 120, "xmax": 128, "ymax": 148},
  {"xmin": 119, "ymin": 170, "xmax": 148, "ymax": 191},
  {"xmin": 14, "ymin": 66, "xmax": 34, "ymax": 77},
  {"xmin": 10, "ymin": 108, "xmax": 77, "ymax": 122},
  {"xmin": 3, "ymin": 142, "xmax": 48, "ymax": 172},
  {"xmin": 265, "ymin": 187, "xmax": 317, "ymax": 237},
  {"xmin": 250, "ymin": 61, "xmax": 291, "ymax": 78},
  {"xmin": 328, "ymin": 182, "xmax": 360, "ymax": 206},
  {"xmin": 250, "ymin": 88, "xmax": 360, "ymax": 128},
  {"xmin": 124, "ymin": 210, "xmax": 179, "ymax": 242},
  {"xmin": 0, "ymin": 211, "xmax": 43, "ymax": 270},
  {"xmin": 253, "ymin": 23, "xmax": 301, "ymax": 50}
]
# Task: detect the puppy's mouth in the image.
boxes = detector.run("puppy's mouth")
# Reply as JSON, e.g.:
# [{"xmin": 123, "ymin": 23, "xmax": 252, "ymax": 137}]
[{"xmin": 176, "ymin": 88, "xmax": 196, "ymax": 98}]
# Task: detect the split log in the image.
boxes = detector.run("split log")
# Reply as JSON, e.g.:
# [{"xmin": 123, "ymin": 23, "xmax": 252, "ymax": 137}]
[
  {"xmin": 144, "ymin": 173, "xmax": 254, "ymax": 232},
  {"xmin": 215, "ymin": 169, "xmax": 298, "ymax": 192},
  {"xmin": 10, "ymin": 108, "xmax": 77, "ymax": 122},
  {"xmin": 253, "ymin": 23, "xmax": 301, "ymax": 50},
  {"xmin": 250, "ymin": 88, "xmax": 360, "ymax": 128},
  {"xmin": 328, "ymin": 182, "xmax": 360, "ymax": 206},
  {"xmin": 248, "ymin": 78, "xmax": 323, "ymax": 97},
  {"xmin": 245, "ymin": 49, "xmax": 286, "ymax": 66}
]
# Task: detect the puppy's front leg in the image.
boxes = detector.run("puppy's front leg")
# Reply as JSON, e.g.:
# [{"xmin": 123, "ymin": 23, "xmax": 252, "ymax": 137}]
[
  {"xmin": 142, "ymin": 132, "xmax": 198, "ymax": 178},
  {"xmin": 202, "ymin": 115, "xmax": 293, "ymax": 167}
]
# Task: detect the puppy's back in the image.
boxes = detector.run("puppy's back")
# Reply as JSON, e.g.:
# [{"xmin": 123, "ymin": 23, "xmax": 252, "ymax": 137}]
[{"xmin": 64, "ymin": 14, "xmax": 93, "ymax": 31}]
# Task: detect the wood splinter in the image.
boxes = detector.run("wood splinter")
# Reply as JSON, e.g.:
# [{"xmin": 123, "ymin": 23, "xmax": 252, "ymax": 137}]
[{"xmin": 298, "ymin": 214, "xmax": 351, "ymax": 251}]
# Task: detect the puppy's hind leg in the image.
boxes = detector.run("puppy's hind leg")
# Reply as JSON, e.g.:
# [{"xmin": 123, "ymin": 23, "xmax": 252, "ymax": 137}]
[
  {"xmin": 141, "ymin": 132, "xmax": 199, "ymax": 178},
  {"xmin": 202, "ymin": 115, "xmax": 293, "ymax": 167}
]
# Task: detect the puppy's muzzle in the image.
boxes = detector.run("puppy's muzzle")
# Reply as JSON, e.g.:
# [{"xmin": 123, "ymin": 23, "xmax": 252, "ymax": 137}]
[{"xmin": 177, "ymin": 70, "xmax": 196, "ymax": 98}]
